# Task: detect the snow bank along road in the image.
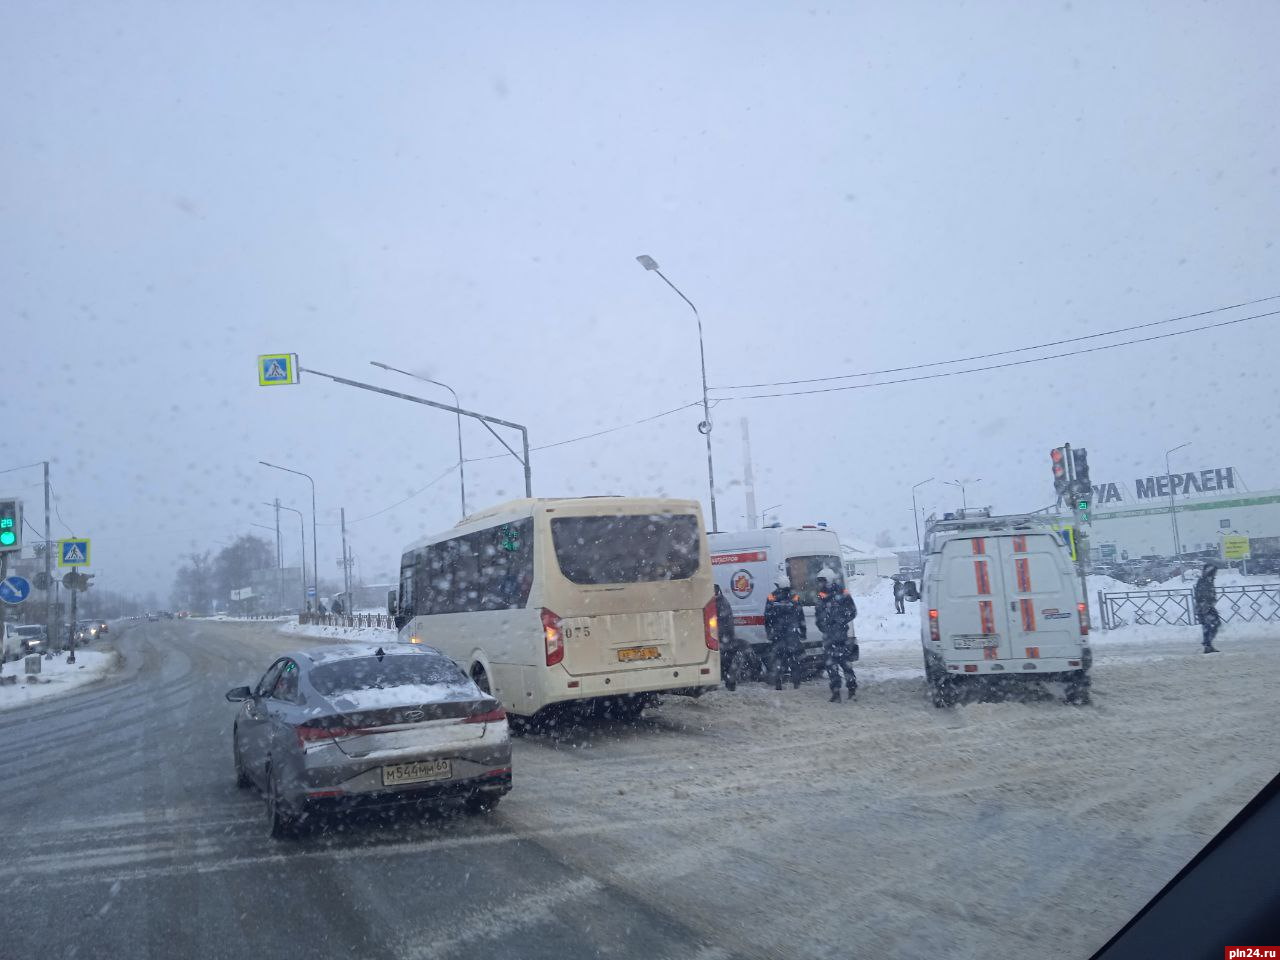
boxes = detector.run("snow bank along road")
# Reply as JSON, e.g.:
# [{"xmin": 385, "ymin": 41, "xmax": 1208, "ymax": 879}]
[{"xmin": 0, "ymin": 619, "xmax": 1276, "ymax": 959}]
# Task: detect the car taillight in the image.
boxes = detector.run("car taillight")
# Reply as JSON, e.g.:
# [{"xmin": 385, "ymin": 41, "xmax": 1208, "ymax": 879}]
[
  {"xmin": 929, "ymin": 609, "xmax": 940, "ymax": 642},
  {"xmin": 541, "ymin": 608, "xmax": 564, "ymax": 666},
  {"xmin": 294, "ymin": 724, "xmax": 350, "ymax": 746},
  {"xmin": 464, "ymin": 707, "xmax": 507, "ymax": 724},
  {"xmin": 703, "ymin": 598, "xmax": 719, "ymax": 651},
  {"xmin": 1078, "ymin": 602, "xmax": 1089, "ymax": 636}
]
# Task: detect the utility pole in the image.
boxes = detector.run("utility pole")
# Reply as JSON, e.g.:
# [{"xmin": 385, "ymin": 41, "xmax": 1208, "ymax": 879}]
[
  {"xmin": 44, "ymin": 461, "xmax": 53, "ymax": 650},
  {"xmin": 741, "ymin": 418, "xmax": 757, "ymax": 531},
  {"xmin": 340, "ymin": 507, "xmax": 351, "ymax": 613},
  {"xmin": 273, "ymin": 498, "xmax": 283, "ymax": 611}
]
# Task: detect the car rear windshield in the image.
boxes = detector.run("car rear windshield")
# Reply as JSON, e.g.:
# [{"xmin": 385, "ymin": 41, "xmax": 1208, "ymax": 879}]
[
  {"xmin": 551, "ymin": 514, "xmax": 701, "ymax": 584},
  {"xmin": 308, "ymin": 655, "xmax": 469, "ymax": 697},
  {"xmin": 16, "ymin": 626, "xmax": 43, "ymax": 637}
]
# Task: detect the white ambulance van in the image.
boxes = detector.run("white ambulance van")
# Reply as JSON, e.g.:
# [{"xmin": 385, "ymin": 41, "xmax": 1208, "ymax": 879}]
[
  {"xmin": 709, "ymin": 524, "xmax": 845, "ymax": 674},
  {"xmin": 920, "ymin": 510, "xmax": 1091, "ymax": 707}
]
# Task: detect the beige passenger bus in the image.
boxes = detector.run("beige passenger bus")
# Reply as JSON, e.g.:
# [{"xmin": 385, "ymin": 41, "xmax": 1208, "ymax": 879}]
[{"xmin": 393, "ymin": 497, "xmax": 720, "ymax": 722}]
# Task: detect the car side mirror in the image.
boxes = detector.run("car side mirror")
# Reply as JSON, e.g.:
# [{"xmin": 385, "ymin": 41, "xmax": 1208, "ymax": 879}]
[{"xmin": 225, "ymin": 685, "xmax": 252, "ymax": 703}]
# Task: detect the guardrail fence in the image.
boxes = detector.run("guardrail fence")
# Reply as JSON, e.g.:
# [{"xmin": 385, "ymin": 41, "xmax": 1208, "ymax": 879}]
[
  {"xmin": 1098, "ymin": 583, "xmax": 1280, "ymax": 630},
  {"xmin": 298, "ymin": 612, "xmax": 397, "ymax": 629}
]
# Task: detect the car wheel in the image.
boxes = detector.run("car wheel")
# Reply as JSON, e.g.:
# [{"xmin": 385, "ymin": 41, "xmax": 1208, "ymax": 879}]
[
  {"xmin": 265, "ymin": 767, "xmax": 297, "ymax": 839},
  {"xmin": 471, "ymin": 664, "xmax": 491, "ymax": 695},
  {"xmin": 465, "ymin": 793, "xmax": 501, "ymax": 815},
  {"xmin": 233, "ymin": 732, "xmax": 252, "ymax": 789},
  {"xmin": 1064, "ymin": 670, "xmax": 1092, "ymax": 705}
]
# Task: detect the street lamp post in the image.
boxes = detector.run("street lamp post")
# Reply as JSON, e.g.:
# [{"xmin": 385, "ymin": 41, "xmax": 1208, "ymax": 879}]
[
  {"xmin": 759, "ymin": 503, "xmax": 782, "ymax": 527},
  {"xmin": 911, "ymin": 478, "xmax": 935, "ymax": 562},
  {"xmin": 370, "ymin": 362, "xmax": 466, "ymax": 519},
  {"xmin": 308, "ymin": 366, "xmax": 532, "ymax": 498},
  {"xmin": 637, "ymin": 255, "xmax": 719, "ymax": 532},
  {"xmin": 259, "ymin": 462, "xmax": 318, "ymax": 610},
  {"xmin": 1165, "ymin": 442, "xmax": 1191, "ymax": 559},
  {"xmin": 944, "ymin": 478, "xmax": 981, "ymax": 511},
  {"xmin": 267, "ymin": 501, "xmax": 307, "ymax": 611}
]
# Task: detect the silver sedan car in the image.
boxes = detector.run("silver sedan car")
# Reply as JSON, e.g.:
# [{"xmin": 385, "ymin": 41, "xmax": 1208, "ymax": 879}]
[{"xmin": 227, "ymin": 643, "xmax": 512, "ymax": 837}]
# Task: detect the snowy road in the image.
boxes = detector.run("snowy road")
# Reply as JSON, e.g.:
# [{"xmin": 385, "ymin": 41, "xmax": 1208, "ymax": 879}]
[{"xmin": 0, "ymin": 618, "xmax": 1276, "ymax": 959}]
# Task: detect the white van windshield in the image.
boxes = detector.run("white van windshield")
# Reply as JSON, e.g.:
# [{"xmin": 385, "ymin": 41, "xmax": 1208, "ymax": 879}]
[
  {"xmin": 786, "ymin": 555, "xmax": 845, "ymax": 606},
  {"xmin": 551, "ymin": 514, "xmax": 700, "ymax": 584}
]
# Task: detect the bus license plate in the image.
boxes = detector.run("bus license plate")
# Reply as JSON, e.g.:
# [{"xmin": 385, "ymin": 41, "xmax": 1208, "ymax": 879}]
[
  {"xmin": 618, "ymin": 645, "xmax": 661, "ymax": 663},
  {"xmin": 382, "ymin": 758, "xmax": 451, "ymax": 786},
  {"xmin": 953, "ymin": 636, "xmax": 999, "ymax": 649}
]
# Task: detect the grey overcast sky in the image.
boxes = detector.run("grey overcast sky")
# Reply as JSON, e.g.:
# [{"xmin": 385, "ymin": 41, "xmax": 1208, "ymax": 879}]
[{"xmin": 3, "ymin": 1, "xmax": 1278, "ymax": 598}]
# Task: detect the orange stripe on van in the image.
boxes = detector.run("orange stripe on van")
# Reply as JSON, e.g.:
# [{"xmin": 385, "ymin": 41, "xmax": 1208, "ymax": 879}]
[
  {"xmin": 1012, "ymin": 535, "xmax": 1028, "ymax": 553},
  {"xmin": 984, "ymin": 644, "xmax": 999, "ymax": 660},
  {"xmin": 979, "ymin": 600, "xmax": 995, "ymax": 634},
  {"xmin": 971, "ymin": 538, "xmax": 986, "ymax": 555},
  {"xmin": 1020, "ymin": 599, "xmax": 1036, "ymax": 632},
  {"xmin": 1015, "ymin": 557, "xmax": 1032, "ymax": 593},
  {"xmin": 973, "ymin": 560, "xmax": 991, "ymax": 595},
  {"xmin": 1025, "ymin": 646, "xmax": 1040, "ymax": 658}
]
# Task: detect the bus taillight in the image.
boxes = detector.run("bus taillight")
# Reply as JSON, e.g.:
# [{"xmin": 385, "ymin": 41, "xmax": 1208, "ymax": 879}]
[
  {"xmin": 541, "ymin": 608, "xmax": 564, "ymax": 666},
  {"xmin": 703, "ymin": 599, "xmax": 719, "ymax": 651},
  {"xmin": 928, "ymin": 609, "xmax": 940, "ymax": 642},
  {"xmin": 1077, "ymin": 602, "xmax": 1089, "ymax": 636}
]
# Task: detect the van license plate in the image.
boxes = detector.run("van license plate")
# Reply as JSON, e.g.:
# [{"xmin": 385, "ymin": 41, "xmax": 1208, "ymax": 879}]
[
  {"xmin": 382, "ymin": 759, "xmax": 451, "ymax": 786},
  {"xmin": 954, "ymin": 636, "xmax": 999, "ymax": 649},
  {"xmin": 618, "ymin": 645, "xmax": 661, "ymax": 663}
]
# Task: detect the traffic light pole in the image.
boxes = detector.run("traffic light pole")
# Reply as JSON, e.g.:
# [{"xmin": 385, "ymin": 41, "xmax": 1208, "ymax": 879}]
[{"xmin": 1063, "ymin": 442, "xmax": 1090, "ymax": 620}]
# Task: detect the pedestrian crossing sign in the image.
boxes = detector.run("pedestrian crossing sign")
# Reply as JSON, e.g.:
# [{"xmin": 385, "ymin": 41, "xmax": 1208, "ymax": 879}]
[
  {"xmin": 58, "ymin": 538, "xmax": 91, "ymax": 567},
  {"xmin": 257, "ymin": 353, "xmax": 299, "ymax": 386}
]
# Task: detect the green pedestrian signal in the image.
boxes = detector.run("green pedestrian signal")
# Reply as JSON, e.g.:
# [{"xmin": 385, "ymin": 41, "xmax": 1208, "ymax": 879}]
[
  {"xmin": 1076, "ymin": 499, "xmax": 1089, "ymax": 511},
  {"xmin": 0, "ymin": 499, "xmax": 20, "ymax": 552}
]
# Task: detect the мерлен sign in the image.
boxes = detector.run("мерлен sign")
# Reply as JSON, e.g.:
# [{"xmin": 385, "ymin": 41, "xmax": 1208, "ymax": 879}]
[{"xmin": 1090, "ymin": 467, "xmax": 1236, "ymax": 505}]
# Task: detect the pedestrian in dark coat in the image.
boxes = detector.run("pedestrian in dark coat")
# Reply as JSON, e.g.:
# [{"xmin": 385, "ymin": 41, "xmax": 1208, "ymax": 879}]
[
  {"xmin": 816, "ymin": 573, "xmax": 858, "ymax": 702},
  {"xmin": 892, "ymin": 578, "xmax": 907, "ymax": 614},
  {"xmin": 764, "ymin": 579, "xmax": 806, "ymax": 690},
  {"xmin": 714, "ymin": 584, "xmax": 740, "ymax": 691},
  {"xmin": 1193, "ymin": 562, "xmax": 1222, "ymax": 653}
]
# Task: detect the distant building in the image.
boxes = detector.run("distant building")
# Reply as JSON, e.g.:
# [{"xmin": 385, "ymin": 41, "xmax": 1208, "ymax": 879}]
[{"xmin": 841, "ymin": 539, "xmax": 900, "ymax": 578}]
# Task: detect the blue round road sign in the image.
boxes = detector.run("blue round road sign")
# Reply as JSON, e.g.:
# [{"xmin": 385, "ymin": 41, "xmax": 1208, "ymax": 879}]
[{"xmin": 0, "ymin": 575, "xmax": 32, "ymax": 605}]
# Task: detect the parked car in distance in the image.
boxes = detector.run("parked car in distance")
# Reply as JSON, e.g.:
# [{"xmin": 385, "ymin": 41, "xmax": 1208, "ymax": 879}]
[
  {"xmin": 227, "ymin": 643, "xmax": 512, "ymax": 838},
  {"xmin": 4, "ymin": 624, "xmax": 48, "ymax": 659}
]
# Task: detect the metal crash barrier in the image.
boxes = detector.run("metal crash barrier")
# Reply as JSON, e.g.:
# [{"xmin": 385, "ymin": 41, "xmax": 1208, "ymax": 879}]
[
  {"xmin": 1098, "ymin": 583, "xmax": 1280, "ymax": 629},
  {"xmin": 298, "ymin": 612, "xmax": 397, "ymax": 629}
]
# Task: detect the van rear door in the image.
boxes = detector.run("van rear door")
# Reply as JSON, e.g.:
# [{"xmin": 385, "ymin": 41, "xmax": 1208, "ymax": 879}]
[
  {"xmin": 1000, "ymin": 532, "xmax": 1081, "ymax": 662},
  {"xmin": 937, "ymin": 536, "xmax": 1011, "ymax": 661}
]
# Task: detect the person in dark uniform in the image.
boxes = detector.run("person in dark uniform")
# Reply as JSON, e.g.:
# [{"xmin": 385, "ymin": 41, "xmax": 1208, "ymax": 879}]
[
  {"xmin": 892, "ymin": 578, "xmax": 907, "ymax": 614},
  {"xmin": 764, "ymin": 577, "xmax": 806, "ymax": 690},
  {"xmin": 816, "ymin": 572, "xmax": 858, "ymax": 702},
  {"xmin": 1193, "ymin": 561, "xmax": 1222, "ymax": 653},
  {"xmin": 713, "ymin": 584, "xmax": 739, "ymax": 691}
]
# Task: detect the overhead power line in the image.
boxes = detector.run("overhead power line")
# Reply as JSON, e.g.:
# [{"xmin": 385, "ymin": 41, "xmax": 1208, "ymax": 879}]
[
  {"xmin": 711, "ymin": 293, "xmax": 1280, "ymax": 391},
  {"xmin": 717, "ymin": 307, "xmax": 1280, "ymax": 401}
]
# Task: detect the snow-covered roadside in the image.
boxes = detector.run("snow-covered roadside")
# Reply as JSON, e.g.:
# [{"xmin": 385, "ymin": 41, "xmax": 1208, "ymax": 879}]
[{"xmin": 0, "ymin": 650, "xmax": 119, "ymax": 712}]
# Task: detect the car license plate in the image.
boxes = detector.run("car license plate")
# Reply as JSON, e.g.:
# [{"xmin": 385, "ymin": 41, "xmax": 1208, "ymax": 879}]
[
  {"xmin": 381, "ymin": 758, "xmax": 451, "ymax": 786},
  {"xmin": 617, "ymin": 645, "xmax": 661, "ymax": 663},
  {"xmin": 953, "ymin": 636, "xmax": 999, "ymax": 649}
]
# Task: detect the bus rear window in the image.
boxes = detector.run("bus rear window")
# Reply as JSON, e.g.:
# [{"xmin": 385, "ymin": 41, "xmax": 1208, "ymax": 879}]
[{"xmin": 551, "ymin": 514, "xmax": 701, "ymax": 584}]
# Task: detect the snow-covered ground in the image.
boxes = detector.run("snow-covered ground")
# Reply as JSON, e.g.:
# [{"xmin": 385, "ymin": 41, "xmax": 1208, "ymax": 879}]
[
  {"xmin": 0, "ymin": 649, "xmax": 119, "ymax": 712},
  {"xmin": 501, "ymin": 623, "xmax": 1280, "ymax": 959}
]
